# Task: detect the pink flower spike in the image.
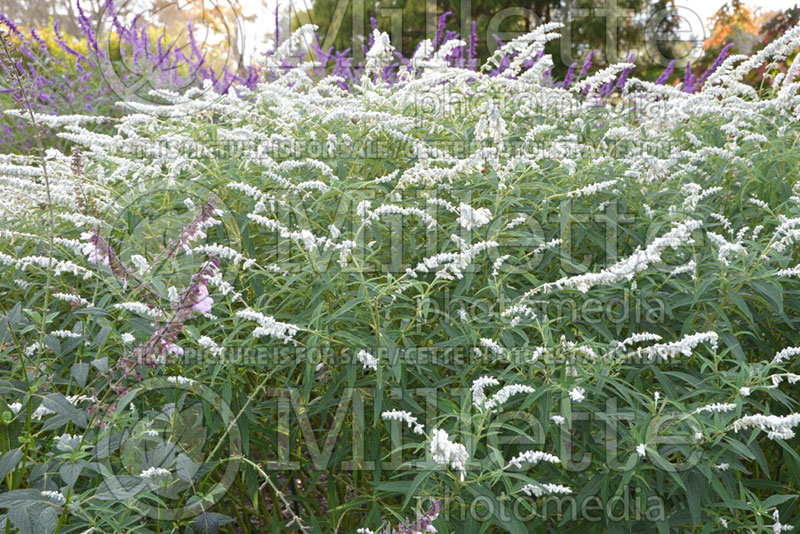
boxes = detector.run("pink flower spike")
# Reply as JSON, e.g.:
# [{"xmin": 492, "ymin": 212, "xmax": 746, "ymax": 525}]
[{"xmin": 191, "ymin": 285, "xmax": 213, "ymax": 315}]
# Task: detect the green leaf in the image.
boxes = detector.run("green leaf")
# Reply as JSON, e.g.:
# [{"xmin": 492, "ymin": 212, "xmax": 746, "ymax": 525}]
[
  {"xmin": 94, "ymin": 475, "xmax": 145, "ymax": 501},
  {"xmin": 93, "ymin": 325, "xmax": 111, "ymax": 349},
  {"xmin": 176, "ymin": 453, "xmax": 200, "ymax": 482},
  {"xmin": 41, "ymin": 393, "xmax": 87, "ymax": 429},
  {"xmin": 71, "ymin": 363, "xmax": 90, "ymax": 387},
  {"xmin": 8, "ymin": 506, "xmax": 45, "ymax": 534},
  {"xmin": 0, "ymin": 490, "xmax": 43, "ymax": 508},
  {"xmin": 91, "ymin": 357, "xmax": 109, "ymax": 373},
  {"xmin": 0, "ymin": 449, "xmax": 22, "ymax": 480},
  {"xmin": 762, "ymin": 494, "xmax": 797, "ymax": 508},
  {"xmin": 59, "ymin": 463, "xmax": 82, "ymax": 488}
]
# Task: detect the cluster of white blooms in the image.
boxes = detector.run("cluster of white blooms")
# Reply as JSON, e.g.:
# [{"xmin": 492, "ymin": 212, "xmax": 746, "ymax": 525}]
[
  {"xmin": 669, "ymin": 260, "xmax": 697, "ymax": 279},
  {"xmin": 491, "ymin": 254, "xmax": 510, "ymax": 277},
  {"xmin": 635, "ymin": 444, "xmax": 648, "ymax": 458},
  {"xmin": 429, "ymin": 429, "xmax": 469, "ymax": 481},
  {"xmin": 166, "ymin": 376, "xmax": 195, "ymax": 386},
  {"xmin": 113, "ymin": 302, "xmax": 164, "ymax": 318},
  {"xmin": 528, "ymin": 346, "xmax": 547, "ymax": 363},
  {"xmin": 381, "ymin": 410, "xmax": 425, "ymax": 434},
  {"xmin": 732, "ymin": 413, "xmax": 800, "ymax": 440},
  {"xmin": 66, "ymin": 394, "xmax": 96, "ymax": 405},
  {"xmin": 52, "ymin": 293, "xmax": 91, "ymax": 306},
  {"xmin": 236, "ymin": 309, "xmax": 300, "ymax": 345},
  {"xmin": 773, "ymin": 346, "xmax": 800, "ymax": 364},
  {"xmin": 707, "ymin": 232, "xmax": 746, "ymax": 266},
  {"xmin": 41, "ymin": 490, "xmax": 66, "ymax": 505},
  {"xmin": 708, "ymin": 213, "xmax": 733, "ymax": 233},
  {"xmin": 363, "ymin": 30, "xmax": 395, "ymax": 79},
  {"xmin": 617, "ymin": 332, "xmax": 663, "ymax": 350},
  {"xmin": 768, "ymin": 216, "xmax": 800, "ymax": 254},
  {"xmin": 506, "ymin": 214, "xmax": 527, "ymax": 229},
  {"xmin": 770, "ymin": 373, "xmax": 800, "ymax": 388},
  {"xmin": 532, "ymin": 238, "xmax": 562, "ymax": 255},
  {"xmin": 776, "ymin": 264, "xmax": 800, "ymax": 278},
  {"xmin": 500, "ymin": 305, "xmax": 537, "ymax": 327},
  {"xmin": 535, "ymin": 219, "xmax": 702, "ymax": 294},
  {"xmin": 506, "ymin": 450, "xmax": 561, "ymax": 469},
  {"xmin": 246, "ymin": 214, "xmax": 329, "ymax": 254},
  {"xmin": 568, "ymin": 387, "xmax": 585, "ymax": 403},
  {"xmin": 365, "ymin": 204, "xmax": 437, "ymax": 230},
  {"xmin": 191, "ymin": 244, "xmax": 256, "ymax": 270},
  {"xmin": 140, "ymin": 466, "xmax": 171, "ymax": 479},
  {"xmin": 49, "ymin": 330, "xmax": 82, "ymax": 339},
  {"xmin": 695, "ymin": 403, "xmax": 737, "ymax": 415},
  {"xmin": 0, "ymin": 253, "xmax": 92, "ymax": 279},
  {"xmin": 197, "ymin": 336, "xmax": 223, "ymax": 357},
  {"xmin": 405, "ymin": 240, "xmax": 499, "ymax": 281},
  {"xmin": 682, "ymin": 183, "xmax": 723, "ymax": 209},
  {"xmin": 519, "ymin": 483, "xmax": 573, "ymax": 497},
  {"xmin": 630, "ymin": 332, "xmax": 719, "ymax": 362},
  {"xmin": 772, "ymin": 510, "xmax": 794, "ymax": 533},
  {"xmin": 356, "ymin": 350, "xmax": 378, "ymax": 371},
  {"xmin": 130, "ymin": 254, "xmax": 150, "ymax": 275},
  {"xmin": 457, "ymin": 203, "xmax": 493, "ymax": 231},
  {"xmin": 483, "ymin": 385, "xmax": 536, "ymax": 411},
  {"xmin": 566, "ymin": 179, "xmax": 619, "ymax": 198},
  {"xmin": 479, "ymin": 338, "xmax": 504, "ymax": 356},
  {"xmin": 551, "ymin": 415, "xmax": 565, "ymax": 425},
  {"xmin": 471, "ymin": 376, "xmax": 500, "ymax": 408}
]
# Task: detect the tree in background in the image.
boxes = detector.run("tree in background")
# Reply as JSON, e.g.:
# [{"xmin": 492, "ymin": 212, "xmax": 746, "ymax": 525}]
[
  {"xmin": 149, "ymin": 0, "xmax": 255, "ymax": 73},
  {"xmin": 0, "ymin": 0, "xmax": 144, "ymax": 35},
  {"xmin": 688, "ymin": 1, "xmax": 800, "ymax": 90},
  {"xmin": 705, "ymin": 0, "xmax": 762, "ymax": 54},
  {"xmin": 760, "ymin": 3, "xmax": 800, "ymax": 43}
]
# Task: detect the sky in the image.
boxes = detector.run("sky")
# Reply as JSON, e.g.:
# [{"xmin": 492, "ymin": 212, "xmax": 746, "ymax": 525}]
[{"xmin": 235, "ymin": 0, "xmax": 800, "ymax": 59}]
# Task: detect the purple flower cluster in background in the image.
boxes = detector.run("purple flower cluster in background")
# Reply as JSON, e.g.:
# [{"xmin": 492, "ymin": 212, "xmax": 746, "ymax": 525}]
[
  {"xmin": 303, "ymin": 12, "xmax": 731, "ymax": 96},
  {"xmin": 1, "ymin": 0, "xmax": 735, "ymax": 152},
  {"xmin": 0, "ymin": 0, "xmax": 259, "ymax": 151}
]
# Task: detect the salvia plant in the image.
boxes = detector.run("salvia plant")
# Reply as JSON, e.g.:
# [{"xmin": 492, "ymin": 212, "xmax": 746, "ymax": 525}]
[
  {"xmin": 1, "ymin": 5, "xmax": 737, "ymax": 155},
  {"xmin": 0, "ymin": 14, "xmax": 800, "ymax": 534},
  {"xmin": 0, "ymin": 0, "xmax": 260, "ymax": 152}
]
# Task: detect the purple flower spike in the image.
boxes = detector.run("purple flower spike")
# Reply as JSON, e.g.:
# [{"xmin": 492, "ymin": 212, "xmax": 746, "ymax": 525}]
[
  {"xmin": 0, "ymin": 13, "xmax": 23, "ymax": 37},
  {"xmin": 614, "ymin": 52, "xmax": 635, "ymax": 89},
  {"xmin": 694, "ymin": 43, "xmax": 733, "ymax": 91},
  {"xmin": 580, "ymin": 49, "xmax": 599, "ymax": 76},
  {"xmin": 683, "ymin": 60, "xmax": 695, "ymax": 92},
  {"xmin": 433, "ymin": 11, "xmax": 452, "ymax": 48},
  {"xmin": 468, "ymin": 21, "xmax": 478, "ymax": 70},
  {"xmin": 53, "ymin": 20, "xmax": 84, "ymax": 60},
  {"xmin": 655, "ymin": 59, "xmax": 677, "ymax": 85},
  {"xmin": 561, "ymin": 61, "xmax": 576, "ymax": 89}
]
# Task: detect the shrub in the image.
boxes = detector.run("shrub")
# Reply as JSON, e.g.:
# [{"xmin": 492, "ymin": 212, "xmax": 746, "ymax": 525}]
[{"xmin": 1, "ymin": 22, "xmax": 800, "ymax": 534}]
